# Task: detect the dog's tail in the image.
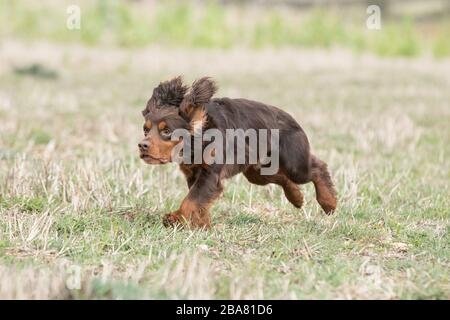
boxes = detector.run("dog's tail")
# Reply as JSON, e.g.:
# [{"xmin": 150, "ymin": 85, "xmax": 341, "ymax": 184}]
[{"xmin": 310, "ymin": 155, "xmax": 337, "ymax": 214}]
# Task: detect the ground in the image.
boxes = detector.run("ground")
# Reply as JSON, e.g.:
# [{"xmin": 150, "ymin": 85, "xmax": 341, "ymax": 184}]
[{"xmin": 0, "ymin": 41, "xmax": 449, "ymax": 299}]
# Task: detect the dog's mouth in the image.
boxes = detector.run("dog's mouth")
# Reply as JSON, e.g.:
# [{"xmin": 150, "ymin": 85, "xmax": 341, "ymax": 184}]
[{"xmin": 140, "ymin": 153, "xmax": 170, "ymax": 164}]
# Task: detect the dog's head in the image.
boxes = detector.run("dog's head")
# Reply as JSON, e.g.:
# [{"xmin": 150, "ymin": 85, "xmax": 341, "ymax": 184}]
[{"xmin": 139, "ymin": 76, "xmax": 217, "ymax": 164}]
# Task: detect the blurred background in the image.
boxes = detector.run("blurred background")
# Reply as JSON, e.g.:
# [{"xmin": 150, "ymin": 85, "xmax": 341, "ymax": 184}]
[{"xmin": 1, "ymin": 0, "xmax": 449, "ymax": 57}]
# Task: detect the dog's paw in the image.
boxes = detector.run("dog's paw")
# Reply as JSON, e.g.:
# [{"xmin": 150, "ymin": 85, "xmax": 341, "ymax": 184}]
[{"xmin": 162, "ymin": 212, "xmax": 184, "ymax": 228}]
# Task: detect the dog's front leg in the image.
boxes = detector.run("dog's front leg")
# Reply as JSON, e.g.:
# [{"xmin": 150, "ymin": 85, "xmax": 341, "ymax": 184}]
[
  {"xmin": 179, "ymin": 164, "xmax": 200, "ymax": 189},
  {"xmin": 163, "ymin": 168, "xmax": 223, "ymax": 229}
]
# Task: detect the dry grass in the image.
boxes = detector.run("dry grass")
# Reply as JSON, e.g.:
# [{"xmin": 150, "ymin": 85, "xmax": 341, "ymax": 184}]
[{"xmin": 0, "ymin": 40, "xmax": 449, "ymax": 299}]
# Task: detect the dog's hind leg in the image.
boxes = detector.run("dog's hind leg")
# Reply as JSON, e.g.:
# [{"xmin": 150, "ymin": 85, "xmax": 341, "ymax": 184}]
[
  {"xmin": 281, "ymin": 178, "xmax": 304, "ymax": 208},
  {"xmin": 310, "ymin": 155, "xmax": 337, "ymax": 214},
  {"xmin": 244, "ymin": 166, "xmax": 304, "ymax": 208}
]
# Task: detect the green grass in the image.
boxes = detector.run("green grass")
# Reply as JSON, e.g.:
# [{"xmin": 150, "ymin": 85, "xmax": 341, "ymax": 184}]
[
  {"xmin": 0, "ymin": 40, "xmax": 448, "ymax": 299},
  {"xmin": 1, "ymin": 0, "xmax": 449, "ymax": 57}
]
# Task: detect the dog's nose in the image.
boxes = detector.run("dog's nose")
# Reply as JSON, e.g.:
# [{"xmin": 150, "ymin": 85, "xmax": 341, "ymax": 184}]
[{"xmin": 138, "ymin": 141, "xmax": 149, "ymax": 151}]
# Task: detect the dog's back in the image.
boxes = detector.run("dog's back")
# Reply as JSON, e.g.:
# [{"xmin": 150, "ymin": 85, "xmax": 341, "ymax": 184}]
[{"xmin": 207, "ymin": 97, "xmax": 301, "ymax": 131}]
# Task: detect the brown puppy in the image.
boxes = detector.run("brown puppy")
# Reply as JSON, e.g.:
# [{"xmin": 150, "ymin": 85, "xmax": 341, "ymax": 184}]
[{"xmin": 139, "ymin": 76, "xmax": 337, "ymax": 229}]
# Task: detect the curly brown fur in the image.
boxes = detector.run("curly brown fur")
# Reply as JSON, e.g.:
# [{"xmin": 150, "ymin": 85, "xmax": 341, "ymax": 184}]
[
  {"xmin": 186, "ymin": 77, "xmax": 217, "ymax": 106},
  {"xmin": 142, "ymin": 76, "xmax": 188, "ymax": 116},
  {"xmin": 180, "ymin": 77, "xmax": 217, "ymax": 120}
]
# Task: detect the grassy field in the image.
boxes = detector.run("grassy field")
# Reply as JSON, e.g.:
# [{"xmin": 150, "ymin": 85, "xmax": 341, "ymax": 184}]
[{"xmin": 0, "ymin": 39, "xmax": 449, "ymax": 299}]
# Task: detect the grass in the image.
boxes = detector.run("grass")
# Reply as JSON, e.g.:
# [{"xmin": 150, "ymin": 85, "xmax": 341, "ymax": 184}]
[
  {"xmin": 1, "ymin": 0, "xmax": 449, "ymax": 58},
  {"xmin": 0, "ymin": 40, "xmax": 448, "ymax": 299}
]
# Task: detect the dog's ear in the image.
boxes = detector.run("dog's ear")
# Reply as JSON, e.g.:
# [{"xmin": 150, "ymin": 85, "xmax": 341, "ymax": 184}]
[
  {"xmin": 180, "ymin": 77, "xmax": 217, "ymax": 134},
  {"xmin": 179, "ymin": 77, "xmax": 217, "ymax": 124},
  {"xmin": 142, "ymin": 76, "xmax": 188, "ymax": 117}
]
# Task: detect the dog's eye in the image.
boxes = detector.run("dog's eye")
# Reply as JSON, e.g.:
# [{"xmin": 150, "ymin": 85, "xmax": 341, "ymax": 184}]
[
  {"xmin": 160, "ymin": 128, "xmax": 171, "ymax": 138},
  {"xmin": 143, "ymin": 127, "xmax": 150, "ymax": 135}
]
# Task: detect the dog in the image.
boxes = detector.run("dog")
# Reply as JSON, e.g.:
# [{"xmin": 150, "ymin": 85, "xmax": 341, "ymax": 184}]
[{"xmin": 139, "ymin": 76, "xmax": 337, "ymax": 229}]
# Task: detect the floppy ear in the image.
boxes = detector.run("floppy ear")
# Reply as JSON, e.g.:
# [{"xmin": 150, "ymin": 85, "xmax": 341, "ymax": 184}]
[
  {"xmin": 142, "ymin": 76, "xmax": 188, "ymax": 117},
  {"xmin": 179, "ymin": 77, "xmax": 217, "ymax": 133}
]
